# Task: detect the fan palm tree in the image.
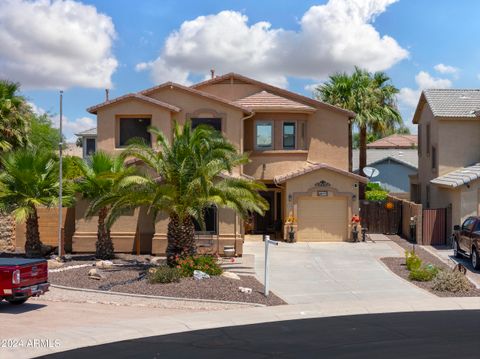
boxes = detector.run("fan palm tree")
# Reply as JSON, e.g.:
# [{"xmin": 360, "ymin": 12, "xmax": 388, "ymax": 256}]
[
  {"xmin": 0, "ymin": 148, "xmax": 74, "ymax": 257},
  {"xmin": 316, "ymin": 67, "xmax": 402, "ymax": 177},
  {"xmin": 74, "ymin": 151, "xmax": 142, "ymax": 259},
  {"xmin": 96, "ymin": 122, "xmax": 268, "ymax": 266},
  {"xmin": 0, "ymin": 80, "xmax": 31, "ymax": 153}
]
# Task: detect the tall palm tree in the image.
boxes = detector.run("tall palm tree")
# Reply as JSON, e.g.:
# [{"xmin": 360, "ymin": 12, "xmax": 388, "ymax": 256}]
[
  {"xmin": 316, "ymin": 67, "xmax": 402, "ymax": 178},
  {"xmin": 0, "ymin": 148, "xmax": 74, "ymax": 257},
  {"xmin": 96, "ymin": 122, "xmax": 268, "ymax": 266},
  {"xmin": 0, "ymin": 80, "xmax": 31, "ymax": 153},
  {"xmin": 74, "ymin": 151, "xmax": 142, "ymax": 259}
]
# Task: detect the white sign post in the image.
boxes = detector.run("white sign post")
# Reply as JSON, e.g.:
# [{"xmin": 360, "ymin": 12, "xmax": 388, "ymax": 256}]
[{"xmin": 264, "ymin": 235, "xmax": 278, "ymax": 296}]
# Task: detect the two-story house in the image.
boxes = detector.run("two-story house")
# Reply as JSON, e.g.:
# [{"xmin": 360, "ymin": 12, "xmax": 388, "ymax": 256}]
[
  {"xmin": 410, "ymin": 89, "xmax": 480, "ymax": 236},
  {"xmin": 73, "ymin": 73, "xmax": 366, "ymax": 255}
]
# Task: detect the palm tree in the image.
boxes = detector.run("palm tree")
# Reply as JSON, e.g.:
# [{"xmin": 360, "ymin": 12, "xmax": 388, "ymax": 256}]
[
  {"xmin": 97, "ymin": 122, "xmax": 268, "ymax": 266},
  {"xmin": 0, "ymin": 148, "xmax": 74, "ymax": 257},
  {"xmin": 316, "ymin": 67, "xmax": 402, "ymax": 177},
  {"xmin": 0, "ymin": 80, "xmax": 31, "ymax": 153},
  {"xmin": 74, "ymin": 151, "xmax": 141, "ymax": 259}
]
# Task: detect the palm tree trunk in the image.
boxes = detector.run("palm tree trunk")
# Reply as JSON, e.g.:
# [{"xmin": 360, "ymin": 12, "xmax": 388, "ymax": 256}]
[
  {"xmin": 25, "ymin": 207, "xmax": 42, "ymax": 258},
  {"xmin": 359, "ymin": 125, "xmax": 368, "ymax": 199},
  {"xmin": 95, "ymin": 207, "xmax": 114, "ymax": 259},
  {"xmin": 166, "ymin": 214, "xmax": 196, "ymax": 266}
]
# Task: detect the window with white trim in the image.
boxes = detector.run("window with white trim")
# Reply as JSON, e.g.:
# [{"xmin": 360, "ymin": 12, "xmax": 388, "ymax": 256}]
[
  {"xmin": 283, "ymin": 122, "xmax": 296, "ymax": 149},
  {"xmin": 255, "ymin": 121, "xmax": 273, "ymax": 150}
]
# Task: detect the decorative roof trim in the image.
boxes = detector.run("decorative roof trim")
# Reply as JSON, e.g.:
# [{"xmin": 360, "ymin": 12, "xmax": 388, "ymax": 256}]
[
  {"xmin": 139, "ymin": 82, "xmax": 252, "ymax": 114},
  {"xmin": 191, "ymin": 72, "xmax": 355, "ymax": 118},
  {"xmin": 87, "ymin": 93, "xmax": 181, "ymax": 114},
  {"xmin": 274, "ymin": 161, "xmax": 368, "ymax": 184},
  {"xmin": 431, "ymin": 163, "xmax": 480, "ymax": 188},
  {"xmin": 75, "ymin": 127, "xmax": 97, "ymax": 137}
]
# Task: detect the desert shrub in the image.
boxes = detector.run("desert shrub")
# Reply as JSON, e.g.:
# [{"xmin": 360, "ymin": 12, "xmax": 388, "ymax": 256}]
[
  {"xmin": 409, "ymin": 264, "xmax": 439, "ymax": 282},
  {"xmin": 177, "ymin": 255, "xmax": 223, "ymax": 277},
  {"xmin": 366, "ymin": 182, "xmax": 384, "ymax": 191},
  {"xmin": 148, "ymin": 266, "xmax": 182, "ymax": 284},
  {"xmin": 432, "ymin": 270, "xmax": 471, "ymax": 292},
  {"xmin": 405, "ymin": 250, "xmax": 422, "ymax": 271},
  {"xmin": 365, "ymin": 190, "xmax": 388, "ymax": 201}
]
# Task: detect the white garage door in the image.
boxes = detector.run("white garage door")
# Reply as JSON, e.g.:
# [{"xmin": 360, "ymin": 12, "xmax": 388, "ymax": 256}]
[{"xmin": 297, "ymin": 196, "xmax": 348, "ymax": 241}]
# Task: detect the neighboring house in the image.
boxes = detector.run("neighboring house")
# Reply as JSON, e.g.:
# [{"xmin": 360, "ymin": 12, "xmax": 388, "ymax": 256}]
[
  {"xmin": 367, "ymin": 134, "xmax": 417, "ymax": 149},
  {"xmin": 73, "ymin": 72, "xmax": 366, "ymax": 255},
  {"xmin": 411, "ymin": 89, "xmax": 480, "ymax": 236},
  {"xmin": 353, "ymin": 149, "xmax": 417, "ymax": 194},
  {"xmin": 75, "ymin": 127, "xmax": 97, "ymax": 158}
]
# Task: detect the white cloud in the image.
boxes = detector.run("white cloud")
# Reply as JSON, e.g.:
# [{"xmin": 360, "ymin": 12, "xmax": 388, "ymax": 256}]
[
  {"xmin": 0, "ymin": 0, "xmax": 118, "ymax": 89},
  {"xmin": 434, "ymin": 63, "xmax": 459, "ymax": 75},
  {"xmin": 304, "ymin": 83, "xmax": 321, "ymax": 93},
  {"xmin": 398, "ymin": 71, "xmax": 452, "ymax": 108},
  {"xmin": 137, "ymin": 0, "xmax": 408, "ymax": 87}
]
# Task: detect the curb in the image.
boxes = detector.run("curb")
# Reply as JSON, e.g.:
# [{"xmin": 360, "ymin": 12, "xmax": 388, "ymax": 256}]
[{"xmin": 50, "ymin": 284, "xmax": 267, "ymax": 307}]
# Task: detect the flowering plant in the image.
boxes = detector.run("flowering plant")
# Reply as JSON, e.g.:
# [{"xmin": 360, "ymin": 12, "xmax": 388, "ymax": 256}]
[{"xmin": 351, "ymin": 215, "xmax": 361, "ymax": 223}]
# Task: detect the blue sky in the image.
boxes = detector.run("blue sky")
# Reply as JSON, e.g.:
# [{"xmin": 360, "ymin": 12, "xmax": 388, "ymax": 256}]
[{"xmin": 1, "ymin": 0, "xmax": 480, "ymax": 141}]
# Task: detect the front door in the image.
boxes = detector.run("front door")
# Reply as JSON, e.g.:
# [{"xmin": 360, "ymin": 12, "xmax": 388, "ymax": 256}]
[{"xmin": 253, "ymin": 191, "xmax": 282, "ymax": 236}]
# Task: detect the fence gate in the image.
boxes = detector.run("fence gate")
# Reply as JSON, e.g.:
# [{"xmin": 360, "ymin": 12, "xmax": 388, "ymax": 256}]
[
  {"xmin": 422, "ymin": 208, "xmax": 446, "ymax": 245},
  {"xmin": 360, "ymin": 200, "xmax": 403, "ymax": 234}
]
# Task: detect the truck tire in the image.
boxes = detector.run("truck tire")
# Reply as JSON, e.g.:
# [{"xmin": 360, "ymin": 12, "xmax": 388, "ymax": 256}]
[
  {"xmin": 472, "ymin": 248, "xmax": 480, "ymax": 270},
  {"xmin": 453, "ymin": 239, "xmax": 461, "ymax": 258},
  {"xmin": 7, "ymin": 298, "xmax": 27, "ymax": 305}
]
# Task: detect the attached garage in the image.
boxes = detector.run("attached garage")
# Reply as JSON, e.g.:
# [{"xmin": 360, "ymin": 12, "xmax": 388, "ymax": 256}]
[{"xmin": 297, "ymin": 196, "xmax": 348, "ymax": 241}]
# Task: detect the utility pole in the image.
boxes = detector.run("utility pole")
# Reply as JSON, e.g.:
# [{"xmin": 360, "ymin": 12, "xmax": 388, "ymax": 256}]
[{"xmin": 58, "ymin": 90, "xmax": 63, "ymax": 257}]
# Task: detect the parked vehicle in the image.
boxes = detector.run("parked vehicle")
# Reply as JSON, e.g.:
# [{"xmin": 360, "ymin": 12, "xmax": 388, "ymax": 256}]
[
  {"xmin": 453, "ymin": 216, "xmax": 480, "ymax": 270},
  {"xmin": 0, "ymin": 258, "xmax": 49, "ymax": 305}
]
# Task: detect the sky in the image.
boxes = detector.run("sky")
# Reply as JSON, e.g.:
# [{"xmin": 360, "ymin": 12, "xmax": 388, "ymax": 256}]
[{"xmin": 1, "ymin": 0, "xmax": 480, "ymax": 141}]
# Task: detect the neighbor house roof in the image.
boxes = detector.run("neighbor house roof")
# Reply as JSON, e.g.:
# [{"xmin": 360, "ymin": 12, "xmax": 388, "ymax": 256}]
[
  {"xmin": 139, "ymin": 81, "xmax": 252, "ymax": 114},
  {"xmin": 87, "ymin": 93, "xmax": 181, "ymax": 114},
  {"xmin": 352, "ymin": 149, "xmax": 418, "ymax": 172},
  {"xmin": 413, "ymin": 89, "xmax": 480, "ymax": 123},
  {"xmin": 235, "ymin": 91, "xmax": 316, "ymax": 112},
  {"xmin": 431, "ymin": 164, "xmax": 480, "ymax": 188},
  {"xmin": 367, "ymin": 134, "xmax": 417, "ymax": 149},
  {"xmin": 274, "ymin": 161, "xmax": 368, "ymax": 184},
  {"xmin": 191, "ymin": 72, "xmax": 355, "ymax": 117},
  {"xmin": 75, "ymin": 127, "xmax": 97, "ymax": 137}
]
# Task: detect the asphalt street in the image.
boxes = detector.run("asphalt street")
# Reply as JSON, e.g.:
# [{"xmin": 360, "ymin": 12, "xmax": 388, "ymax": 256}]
[{"xmin": 42, "ymin": 310, "xmax": 480, "ymax": 359}]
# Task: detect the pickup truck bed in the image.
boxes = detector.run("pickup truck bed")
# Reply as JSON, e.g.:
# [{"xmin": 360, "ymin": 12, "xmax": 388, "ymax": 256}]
[{"xmin": 0, "ymin": 257, "xmax": 49, "ymax": 305}]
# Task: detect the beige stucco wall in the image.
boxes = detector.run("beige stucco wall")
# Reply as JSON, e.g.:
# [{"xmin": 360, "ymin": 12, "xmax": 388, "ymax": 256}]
[{"xmin": 283, "ymin": 168, "xmax": 360, "ymax": 241}]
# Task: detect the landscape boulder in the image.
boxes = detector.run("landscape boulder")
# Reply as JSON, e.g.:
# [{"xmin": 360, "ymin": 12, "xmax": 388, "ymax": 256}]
[
  {"xmin": 221, "ymin": 271, "xmax": 241, "ymax": 280},
  {"xmin": 95, "ymin": 260, "xmax": 114, "ymax": 269},
  {"xmin": 88, "ymin": 268, "xmax": 105, "ymax": 280},
  {"xmin": 47, "ymin": 259, "xmax": 64, "ymax": 269}
]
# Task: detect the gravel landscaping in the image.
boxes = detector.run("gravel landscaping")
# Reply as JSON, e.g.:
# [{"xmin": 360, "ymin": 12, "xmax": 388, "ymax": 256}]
[
  {"xmin": 382, "ymin": 235, "xmax": 480, "ymax": 297},
  {"xmin": 49, "ymin": 263, "xmax": 285, "ymax": 306}
]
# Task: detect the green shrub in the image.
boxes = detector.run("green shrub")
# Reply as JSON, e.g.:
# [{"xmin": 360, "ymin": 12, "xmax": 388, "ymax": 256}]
[
  {"xmin": 148, "ymin": 266, "xmax": 182, "ymax": 284},
  {"xmin": 405, "ymin": 250, "xmax": 422, "ymax": 271},
  {"xmin": 409, "ymin": 264, "xmax": 439, "ymax": 282},
  {"xmin": 366, "ymin": 182, "xmax": 383, "ymax": 191},
  {"xmin": 177, "ymin": 255, "xmax": 223, "ymax": 277},
  {"xmin": 365, "ymin": 189, "xmax": 388, "ymax": 201},
  {"xmin": 432, "ymin": 270, "xmax": 471, "ymax": 292}
]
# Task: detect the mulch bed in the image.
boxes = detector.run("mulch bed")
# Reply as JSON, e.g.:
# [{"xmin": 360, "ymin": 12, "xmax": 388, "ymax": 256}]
[
  {"xmin": 382, "ymin": 235, "xmax": 480, "ymax": 297},
  {"xmin": 49, "ymin": 263, "xmax": 285, "ymax": 306}
]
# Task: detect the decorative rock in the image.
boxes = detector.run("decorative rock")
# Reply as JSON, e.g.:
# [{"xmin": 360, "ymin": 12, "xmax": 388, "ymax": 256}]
[
  {"xmin": 221, "ymin": 271, "xmax": 241, "ymax": 280},
  {"xmin": 88, "ymin": 268, "xmax": 105, "ymax": 280},
  {"xmin": 149, "ymin": 257, "xmax": 164, "ymax": 266},
  {"xmin": 95, "ymin": 260, "xmax": 113, "ymax": 269},
  {"xmin": 238, "ymin": 286, "xmax": 252, "ymax": 294},
  {"xmin": 193, "ymin": 270, "xmax": 210, "ymax": 280},
  {"xmin": 47, "ymin": 259, "xmax": 64, "ymax": 269}
]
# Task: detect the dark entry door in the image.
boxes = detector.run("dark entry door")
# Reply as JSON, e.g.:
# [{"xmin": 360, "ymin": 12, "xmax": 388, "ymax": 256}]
[{"xmin": 254, "ymin": 191, "xmax": 281, "ymax": 235}]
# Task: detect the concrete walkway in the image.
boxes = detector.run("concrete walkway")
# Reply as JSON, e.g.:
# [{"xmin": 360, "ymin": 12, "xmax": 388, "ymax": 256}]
[{"xmin": 243, "ymin": 237, "xmax": 431, "ymax": 304}]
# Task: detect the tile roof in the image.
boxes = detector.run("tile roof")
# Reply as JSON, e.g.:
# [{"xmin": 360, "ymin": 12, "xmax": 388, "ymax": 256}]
[
  {"xmin": 423, "ymin": 89, "xmax": 480, "ymax": 118},
  {"xmin": 75, "ymin": 127, "xmax": 97, "ymax": 137},
  {"xmin": 431, "ymin": 163, "xmax": 480, "ymax": 188},
  {"xmin": 352, "ymin": 149, "xmax": 418, "ymax": 171},
  {"xmin": 139, "ymin": 82, "xmax": 252, "ymax": 114},
  {"xmin": 274, "ymin": 161, "xmax": 368, "ymax": 184},
  {"xmin": 191, "ymin": 72, "xmax": 356, "ymax": 117},
  {"xmin": 367, "ymin": 134, "xmax": 417, "ymax": 149},
  {"xmin": 87, "ymin": 93, "xmax": 181, "ymax": 114},
  {"xmin": 235, "ymin": 91, "xmax": 316, "ymax": 112}
]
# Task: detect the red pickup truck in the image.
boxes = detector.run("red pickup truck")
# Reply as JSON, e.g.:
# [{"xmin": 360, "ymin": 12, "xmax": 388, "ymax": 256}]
[{"xmin": 0, "ymin": 258, "xmax": 49, "ymax": 305}]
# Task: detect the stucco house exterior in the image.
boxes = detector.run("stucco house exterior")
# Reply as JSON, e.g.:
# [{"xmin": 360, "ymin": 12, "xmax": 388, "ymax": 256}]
[
  {"xmin": 73, "ymin": 72, "xmax": 366, "ymax": 255},
  {"xmin": 410, "ymin": 89, "xmax": 480, "ymax": 236}
]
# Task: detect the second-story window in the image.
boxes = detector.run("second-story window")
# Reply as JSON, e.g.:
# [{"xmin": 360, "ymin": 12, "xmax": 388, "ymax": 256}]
[
  {"xmin": 255, "ymin": 121, "xmax": 273, "ymax": 150},
  {"xmin": 283, "ymin": 122, "xmax": 296, "ymax": 149},
  {"xmin": 119, "ymin": 117, "xmax": 151, "ymax": 147}
]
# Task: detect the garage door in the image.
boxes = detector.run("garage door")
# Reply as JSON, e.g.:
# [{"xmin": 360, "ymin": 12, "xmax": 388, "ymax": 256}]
[{"xmin": 297, "ymin": 196, "xmax": 348, "ymax": 241}]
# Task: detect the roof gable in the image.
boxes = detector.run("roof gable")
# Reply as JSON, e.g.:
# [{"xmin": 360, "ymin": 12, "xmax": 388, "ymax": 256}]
[
  {"xmin": 87, "ymin": 93, "xmax": 181, "ymax": 114},
  {"xmin": 191, "ymin": 72, "xmax": 355, "ymax": 117},
  {"xmin": 235, "ymin": 91, "xmax": 316, "ymax": 112}
]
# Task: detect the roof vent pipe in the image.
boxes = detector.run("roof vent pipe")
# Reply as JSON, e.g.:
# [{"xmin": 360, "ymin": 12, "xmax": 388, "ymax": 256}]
[
  {"xmin": 210, "ymin": 69, "xmax": 215, "ymax": 79},
  {"xmin": 105, "ymin": 89, "xmax": 109, "ymax": 101}
]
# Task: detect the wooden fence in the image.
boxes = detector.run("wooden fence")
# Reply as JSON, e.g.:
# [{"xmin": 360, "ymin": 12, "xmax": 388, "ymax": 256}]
[{"xmin": 422, "ymin": 208, "xmax": 447, "ymax": 245}]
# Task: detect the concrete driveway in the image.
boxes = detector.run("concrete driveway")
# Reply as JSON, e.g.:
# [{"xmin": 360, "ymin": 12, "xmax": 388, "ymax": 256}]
[{"xmin": 244, "ymin": 236, "xmax": 432, "ymax": 305}]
